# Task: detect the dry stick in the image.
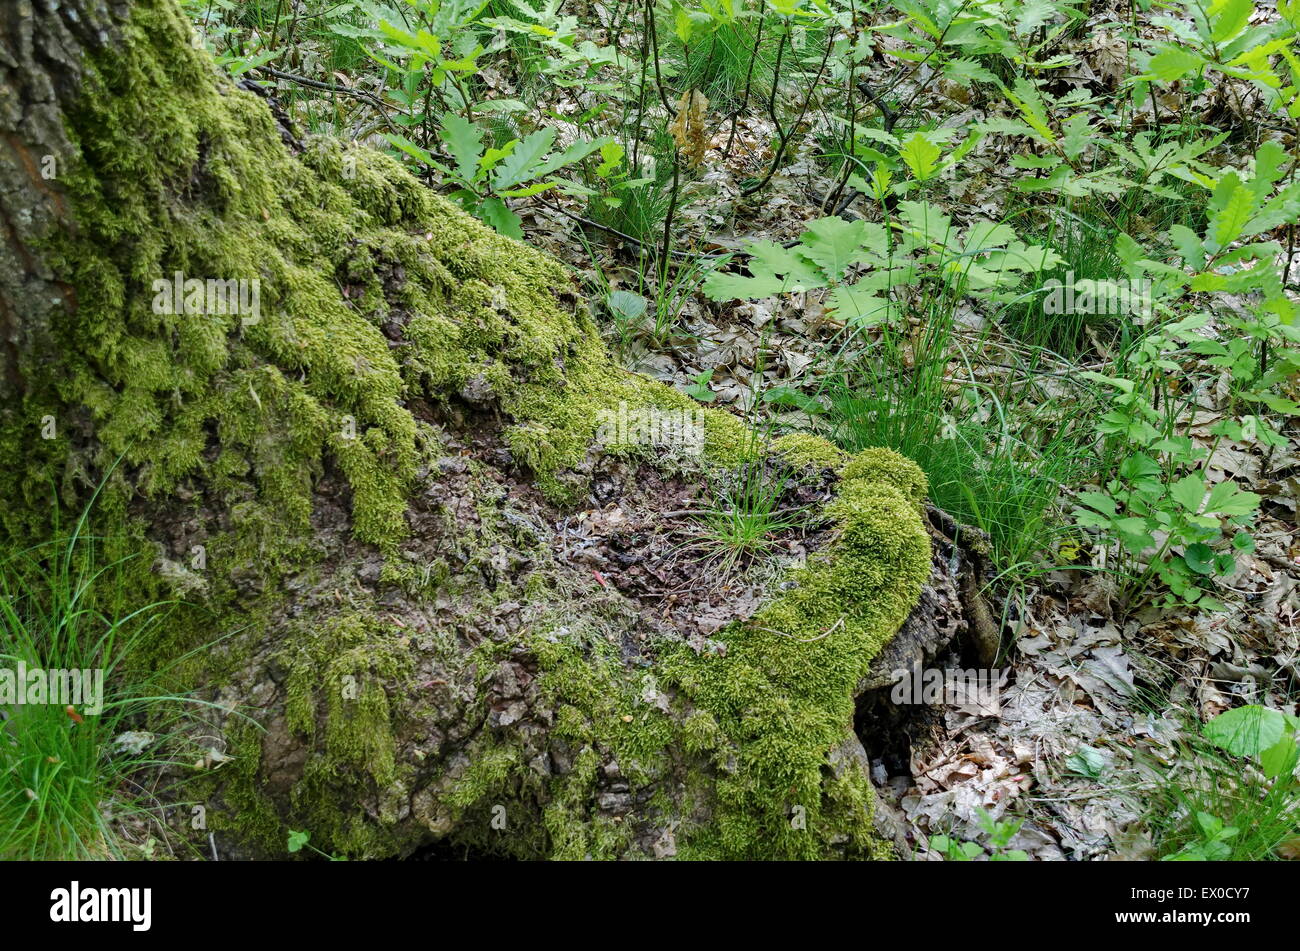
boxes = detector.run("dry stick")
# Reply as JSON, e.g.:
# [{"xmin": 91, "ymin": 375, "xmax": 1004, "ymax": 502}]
[
  {"xmin": 754, "ymin": 615, "xmax": 845, "ymax": 643},
  {"xmin": 646, "ymin": 0, "xmax": 675, "ymax": 116},
  {"xmin": 825, "ymin": 0, "xmax": 860, "ymax": 213},
  {"xmin": 645, "ymin": 0, "xmax": 681, "ymax": 281},
  {"xmin": 660, "ymin": 155, "xmax": 681, "ymax": 280},
  {"xmin": 830, "ymin": 0, "xmax": 969, "ymax": 215},
  {"xmin": 740, "ymin": 27, "xmax": 789, "ymax": 197},
  {"xmin": 536, "ymin": 198, "xmax": 724, "ymax": 259},
  {"xmin": 631, "ymin": 11, "xmax": 651, "ymax": 173},
  {"xmin": 742, "ymin": 24, "xmax": 837, "ymax": 198},
  {"xmin": 253, "ymin": 67, "xmax": 406, "ymax": 140},
  {"xmin": 724, "ymin": 8, "xmax": 767, "ymax": 158}
]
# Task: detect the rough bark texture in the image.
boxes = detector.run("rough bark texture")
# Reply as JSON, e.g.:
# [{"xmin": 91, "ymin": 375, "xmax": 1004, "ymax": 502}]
[
  {"xmin": 0, "ymin": 0, "xmax": 125, "ymax": 402},
  {"xmin": 0, "ymin": 0, "xmax": 946, "ymax": 859}
]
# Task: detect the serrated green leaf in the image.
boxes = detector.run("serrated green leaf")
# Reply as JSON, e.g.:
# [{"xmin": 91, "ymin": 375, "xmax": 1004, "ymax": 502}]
[
  {"xmin": 746, "ymin": 241, "xmax": 825, "ymax": 290},
  {"xmin": 493, "ymin": 126, "xmax": 556, "ymax": 190},
  {"xmin": 478, "ymin": 196, "xmax": 523, "ymax": 239},
  {"xmin": 899, "ymin": 131, "xmax": 943, "ymax": 181},
  {"xmin": 1169, "ymin": 224, "xmax": 1205, "ymax": 268},
  {"xmin": 827, "ymin": 286, "xmax": 893, "ymax": 327},
  {"xmin": 943, "ymin": 58, "xmax": 999, "ymax": 88},
  {"xmin": 799, "ymin": 218, "xmax": 867, "ymax": 282},
  {"xmin": 702, "ymin": 269, "xmax": 792, "ymax": 301},
  {"xmin": 499, "ymin": 180, "xmax": 559, "ymax": 198},
  {"xmin": 1076, "ymin": 491, "xmax": 1118, "ymax": 517},
  {"xmin": 1061, "ymin": 114, "xmax": 1092, "ymax": 161},
  {"xmin": 1169, "ymin": 474, "xmax": 1206, "ymax": 512},
  {"xmin": 1204, "ymin": 479, "xmax": 1260, "ymax": 516},
  {"xmin": 383, "ymin": 132, "xmax": 446, "ymax": 174},
  {"xmin": 1208, "ymin": 174, "xmax": 1256, "ymax": 249},
  {"xmin": 438, "ymin": 113, "xmax": 485, "ymax": 184},
  {"xmin": 528, "ymin": 136, "xmax": 610, "ymax": 181},
  {"xmin": 897, "ymin": 201, "xmax": 953, "ymax": 244}
]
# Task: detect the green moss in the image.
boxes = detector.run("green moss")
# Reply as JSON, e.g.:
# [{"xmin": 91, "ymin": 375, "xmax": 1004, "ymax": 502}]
[
  {"xmin": 770, "ymin": 432, "xmax": 849, "ymax": 472},
  {"xmin": 839, "ymin": 447, "xmax": 930, "ymax": 506},
  {"xmin": 656, "ymin": 449, "xmax": 931, "ymax": 858},
  {"xmin": 438, "ymin": 449, "xmax": 931, "ymax": 860}
]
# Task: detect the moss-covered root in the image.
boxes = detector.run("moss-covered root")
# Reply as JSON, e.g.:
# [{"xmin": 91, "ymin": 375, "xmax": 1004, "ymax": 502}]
[{"xmin": 657, "ymin": 447, "xmax": 931, "ymax": 858}]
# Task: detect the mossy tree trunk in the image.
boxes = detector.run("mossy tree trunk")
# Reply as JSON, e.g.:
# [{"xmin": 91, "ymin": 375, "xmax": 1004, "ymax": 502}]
[{"xmin": 0, "ymin": 0, "xmax": 938, "ymax": 859}]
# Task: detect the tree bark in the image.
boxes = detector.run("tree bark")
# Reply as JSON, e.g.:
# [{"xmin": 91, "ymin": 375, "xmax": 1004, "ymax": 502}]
[{"xmin": 0, "ymin": 0, "xmax": 126, "ymax": 402}]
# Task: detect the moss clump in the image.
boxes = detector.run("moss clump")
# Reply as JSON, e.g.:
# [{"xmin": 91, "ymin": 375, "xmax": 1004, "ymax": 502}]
[
  {"xmin": 657, "ymin": 448, "xmax": 932, "ymax": 858},
  {"xmin": 770, "ymin": 432, "xmax": 849, "ymax": 472},
  {"xmin": 839, "ymin": 447, "xmax": 930, "ymax": 506}
]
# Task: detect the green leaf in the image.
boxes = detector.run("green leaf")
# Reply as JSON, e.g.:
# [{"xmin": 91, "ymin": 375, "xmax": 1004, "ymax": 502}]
[
  {"xmin": 1245, "ymin": 180, "xmax": 1300, "ymax": 235},
  {"xmin": 763, "ymin": 385, "xmax": 824, "ymax": 414},
  {"xmin": 1147, "ymin": 45, "xmax": 1204, "ymax": 82},
  {"xmin": 1210, "ymin": 0, "xmax": 1253, "ymax": 42},
  {"xmin": 899, "ymin": 131, "xmax": 943, "ymax": 181},
  {"xmin": 493, "ymin": 127, "xmax": 556, "ymax": 190},
  {"xmin": 1119, "ymin": 453, "xmax": 1162, "ymax": 481},
  {"xmin": 478, "ymin": 140, "xmax": 518, "ymax": 177},
  {"xmin": 474, "ymin": 98, "xmax": 528, "ymax": 114},
  {"xmin": 287, "ymin": 829, "xmax": 310, "ymax": 853},
  {"xmin": 897, "ymin": 201, "xmax": 953, "ymax": 243},
  {"xmin": 606, "ymin": 290, "xmax": 647, "ymax": 323},
  {"xmin": 499, "ymin": 180, "xmax": 559, "ymax": 198},
  {"xmin": 685, "ymin": 369, "xmax": 716, "ymax": 403},
  {"xmin": 528, "ymin": 136, "xmax": 610, "ymax": 181},
  {"xmin": 1169, "ymin": 224, "xmax": 1205, "ymax": 268},
  {"xmin": 1061, "ymin": 114, "xmax": 1092, "ymax": 162},
  {"xmin": 1066, "ymin": 745, "xmax": 1107, "ymax": 778},
  {"xmin": 438, "ymin": 113, "xmax": 485, "ymax": 185},
  {"xmin": 1204, "ymin": 479, "xmax": 1260, "ymax": 516},
  {"xmin": 1259, "ymin": 734, "xmax": 1299, "ymax": 780},
  {"xmin": 1006, "ymin": 77, "xmax": 1056, "ymax": 143},
  {"xmin": 478, "ymin": 196, "xmax": 523, "ymax": 239},
  {"xmin": 383, "ymin": 133, "xmax": 445, "ymax": 173},
  {"xmin": 748, "ymin": 242, "xmax": 825, "ymax": 289},
  {"xmin": 963, "ymin": 220, "xmax": 1016, "ymax": 253},
  {"xmin": 827, "ymin": 286, "xmax": 893, "ymax": 327},
  {"xmin": 596, "ymin": 140, "xmax": 625, "ymax": 177},
  {"xmin": 1076, "ymin": 491, "xmax": 1118, "ymax": 517},
  {"xmin": 943, "ymin": 58, "xmax": 999, "ymax": 88},
  {"xmin": 800, "ymin": 217, "xmax": 867, "ymax": 282},
  {"xmin": 1204, "ymin": 705, "xmax": 1287, "ymax": 757},
  {"xmin": 1209, "ymin": 175, "xmax": 1257, "ymax": 249},
  {"xmin": 1249, "ymin": 140, "xmax": 1289, "ymax": 200},
  {"xmin": 1184, "ymin": 542, "xmax": 1215, "ymax": 575},
  {"xmin": 1169, "ymin": 474, "xmax": 1206, "ymax": 512},
  {"xmin": 702, "ymin": 269, "xmax": 793, "ymax": 301},
  {"xmin": 702, "ymin": 240, "xmax": 825, "ymax": 301}
]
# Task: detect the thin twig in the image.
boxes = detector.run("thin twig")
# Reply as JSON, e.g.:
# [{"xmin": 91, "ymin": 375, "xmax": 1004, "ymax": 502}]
[
  {"xmin": 252, "ymin": 66, "xmax": 405, "ymax": 139},
  {"xmin": 755, "ymin": 615, "xmax": 845, "ymax": 643}
]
